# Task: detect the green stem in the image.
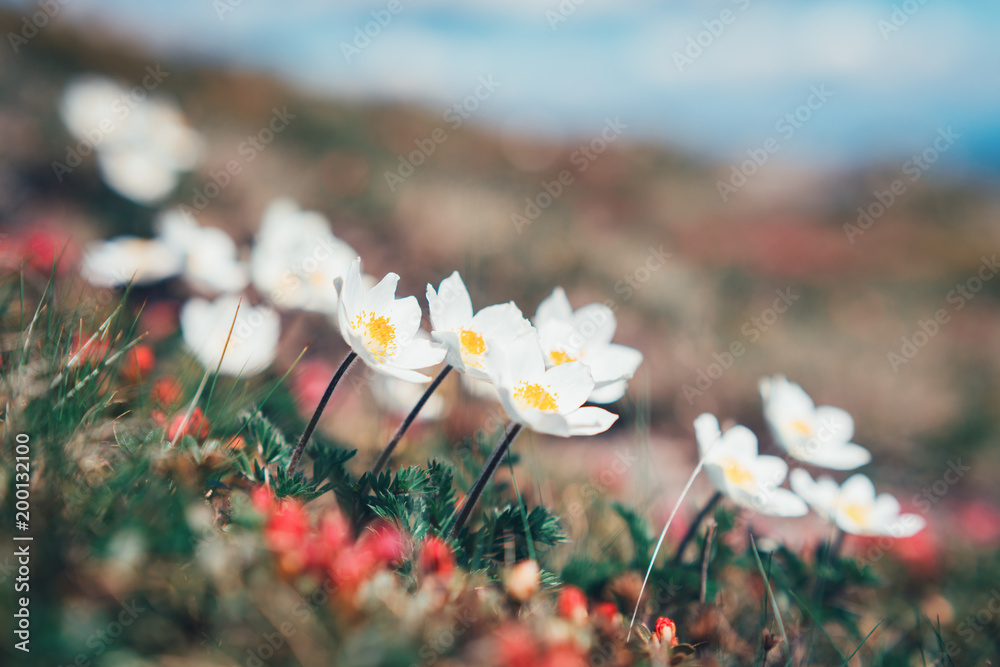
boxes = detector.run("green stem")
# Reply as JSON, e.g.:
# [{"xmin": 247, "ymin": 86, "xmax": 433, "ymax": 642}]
[
  {"xmin": 370, "ymin": 364, "xmax": 452, "ymax": 477},
  {"xmin": 672, "ymin": 490, "xmax": 723, "ymax": 565},
  {"xmin": 287, "ymin": 351, "xmax": 357, "ymax": 475},
  {"xmin": 448, "ymin": 422, "xmax": 523, "ymax": 539}
]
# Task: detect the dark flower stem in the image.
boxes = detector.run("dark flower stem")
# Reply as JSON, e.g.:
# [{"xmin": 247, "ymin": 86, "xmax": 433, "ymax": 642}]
[
  {"xmin": 672, "ymin": 490, "xmax": 723, "ymax": 565},
  {"xmin": 370, "ymin": 364, "xmax": 453, "ymax": 478},
  {"xmin": 287, "ymin": 351, "xmax": 357, "ymax": 475},
  {"xmin": 448, "ymin": 422, "xmax": 523, "ymax": 539}
]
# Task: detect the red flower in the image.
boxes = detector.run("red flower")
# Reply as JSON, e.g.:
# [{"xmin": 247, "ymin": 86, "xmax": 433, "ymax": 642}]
[
  {"xmin": 654, "ymin": 616, "xmax": 679, "ymax": 647},
  {"xmin": 418, "ymin": 536, "xmax": 454, "ymax": 577},
  {"xmin": 495, "ymin": 624, "xmax": 539, "ymax": 667},
  {"xmin": 122, "ymin": 345, "xmax": 155, "ymax": 382},
  {"xmin": 138, "ymin": 301, "xmax": 179, "ymax": 342},
  {"xmin": 358, "ymin": 523, "xmax": 405, "ymax": 564},
  {"xmin": 264, "ymin": 499, "xmax": 311, "ymax": 574},
  {"xmin": 168, "ymin": 407, "xmax": 210, "ymax": 441},
  {"xmin": 956, "ymin": 501, "xmax": 1000, "ymax": 547},
  {"xmin": 557, "ymin": 585, "xmax": 588, "ymax": 624},
  {"xmin": 22, "ymin": 229, "xmax": 76, "ymax": 275},
  {"xmin": 309, "ymin": 511, "xmax": 351, "ymax": 570},
  {"xmin": 152, "ymin": 377, "xmax": 184, "ymax": 410},
  {"xmin": 594, "ymin": 601, "xmax": 621, "ymax": 626},
  {"xmin": 250, "ymin": 485, "xmax": 276, "ymax": 514}
]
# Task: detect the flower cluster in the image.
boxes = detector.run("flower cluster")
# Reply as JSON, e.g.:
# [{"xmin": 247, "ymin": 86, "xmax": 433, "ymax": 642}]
[
  {"xmin": 695, "ymin": 375, "xmax": 926, "ymax": 538},
  {"xmin": 254, "ymin": 488, "xmax": 405, "ymax": 588},
  {"xmin": 338, "ymin": 259, "xmax": 641, "ymax": 438}
]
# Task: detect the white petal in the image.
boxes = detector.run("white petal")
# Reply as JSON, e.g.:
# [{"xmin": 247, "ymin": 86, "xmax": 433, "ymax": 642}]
[
  {"xmin": 562, "ymin": 406, "xmax": 618, "ymax": 436},
  {"xmin": 814, "ymin": 405, "xmax": 855, "ymax": 443},
  {"xmin": 584, "ymin": 343, "xmax": 643, "ymax": 386},
  {"xmin": 693, "ymin": 413, "xmax": 721, "ymax": 459},
  {"xmin": 388, "ymin": 295, "xmax": 423, "ymax": 341},
  {"xmin": 571, "ymin": 303, "xmax": 616, "ymax": 349},
  {"xmin": 588, "ymin": 379, "xmax": 628, "ymax": 404},
  {"xmin": 543, "ymin": 361, "xmax": 594, "ymax": 412},
  {"xmin": 363, "ymin": 272, "xmax": 400, "ymax": 315},
  {"xmin": 427, "ymin": 271, "xmax": 473, "ymax": 332},
  {"xmin": 534, "ymin": 287, "xmax": 573, "ymax": 325},
  {"xmin": 390, "ymin": 338, "xmax": 447, "ymax": 373},
  {"xmin": 338, "ymin": 259, "xmax": 364, "ymax": 324},
  {"xmin": 718, "ymin": 425, "xmax": 760, "ymax": 460},
  {"xmin": 839, "ymin": 474, "xmax": 877, "ymax": 506},
  {"xmin": 749, "ymin": 488, "xmax": 809, "ymax": 517},
  {"xmin": 795, "ymin": 442, "xmax": 872, "ymax": 470}
]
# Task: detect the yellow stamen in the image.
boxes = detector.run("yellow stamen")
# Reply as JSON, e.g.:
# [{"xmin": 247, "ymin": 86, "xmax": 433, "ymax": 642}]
[
  {"xmin": 841, "ymin": 502, "xmax": 869, "ymax": 527},
  {"xmin": 353, "ymin": 311, "xmax": 397, "ymax": 361},
  {"xmin": 514, "ymin": 382, "xmax": 559, "ymax": 412},
  {"xmin": 459, "ymin": 329, "xmax": 487, "ymax": 368},
  {"xmin": 721, "ymin": 457, "xmax": 754, "ymax": 489},
  {"xmin": 789, "ymin": 419, "xmax": 813, "ymax": 436},
  {"xmin": 549, "ymin": 349, "xmax": 578, "ymax": 366}
]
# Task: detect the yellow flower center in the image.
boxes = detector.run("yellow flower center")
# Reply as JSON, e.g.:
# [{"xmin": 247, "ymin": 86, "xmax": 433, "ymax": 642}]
[
  {"xmin": 459, "ymin": 329, "xmax": 487, "ymax": 368},
  {"xmin": 789, "ymin": 419, "xmax": 813, "ymax": 436},
  {"xmin": 513, "ymin": 382, "xmax": 559, "ymax": 412},
  {"xmin": 548, "ymin": 349, "xmax": 578, "ymax": 366},
  {"xmin": 721, "ymin": 457, "xmax": 755, "ymax": 489},
  {"xmin": 841, "ymin": 502, "xmax": 870, "ymax": 527},
  {"xmin": 353, "ymin": 311, "xmax": 397, "ymax": 361}
]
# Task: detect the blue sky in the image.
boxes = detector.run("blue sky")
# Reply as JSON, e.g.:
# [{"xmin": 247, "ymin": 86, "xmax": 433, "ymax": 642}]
[{"xmin": 8, "ymin": 0, "xmax": 1000, "ymax": 173}]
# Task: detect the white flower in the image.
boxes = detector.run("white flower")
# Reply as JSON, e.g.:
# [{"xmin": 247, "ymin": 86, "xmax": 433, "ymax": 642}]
[
  {"xmin": 486, "ymin": 330, "xmax": 618, "ymax": 437},
  {"xmin": 694, "ymin": 413, "xmax": 808, "ymax": 517},
  {"xmin": 426, "ymin": 271, "xmax": 533, "ymax": 381},
  {"xmin": 80, "ymin": 236, "xmax": 183, "ymax": 288},
  {"xmin": 533, "ymin": 287, "xmax": 643, "ymax": 404},
  {"xmin": 250, "ymin": 198, "xmax": 359, "ymax": 315},
  {"xmin": 759, "ymin": 375, "xmax": 872, "ymax": 470},
  {"xmin": 60, "ymin": 75, "xmax": 202, "ymax": 205},
  {"xmin": 790, "ymin": 469, "xmax": 926, "ymax": 537},
  {"xmin": 337, "ymin": 258, "xmax": 446, "ymax": 383},
  {"xmin": 180, "ymin": 295, "xmax": 279, "ymax": 377},
  {"xmin": 157, "ymin": 210, "xmax": 248, "ymax": 293}
]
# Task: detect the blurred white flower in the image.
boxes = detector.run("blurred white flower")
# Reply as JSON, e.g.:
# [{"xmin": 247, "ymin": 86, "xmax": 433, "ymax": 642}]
[
  {"xmin": 337, "ymin": 258, "xmax": 446, "ymax": 383},
  {"xmin": 180, "ymin": 295, "xmax": 279, "ymax": 377},
  {"xmin": 60, "ymin": 75, "xmax": 202, "ymax": 205},
  {"xmin": 250, "ymin": 198, "xmax": 359, "ymax": 316},
  {"xmin": 790, "ymin": 469, "xmax": 926, "ymax": 537},
  {"xmin": 371, "ymin": 372, "xmax": 446, "ymax": 422},
  {"xmin": 533, "ymin": 287, "xmax": 643, "ymax": 404},
  {"xmin": 426, "ymin": 271, "xmax": 532, "ymax": 381},
  {"xmin": 80, "ymin": 236, "xmax": 183, "ymax": 288},
  {"xmin": 157, "ymin": 210, "xmax": 248, "ymax": 293},
  {"xmin": 486, "ymin": 330, "xmax": 618, "ymax": 437},
  {"xmin": 759, "ymin": 375, "xmax": 872, "ymax": 470},
  {"xmin": 694, "ymin": 413, "xmax": 808, "ymax": 517}
]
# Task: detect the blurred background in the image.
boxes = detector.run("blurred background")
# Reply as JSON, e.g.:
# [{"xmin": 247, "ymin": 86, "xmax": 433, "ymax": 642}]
[{"xmin": 2, "ymin": 0, "xmax": 999, "ymax": 561}]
